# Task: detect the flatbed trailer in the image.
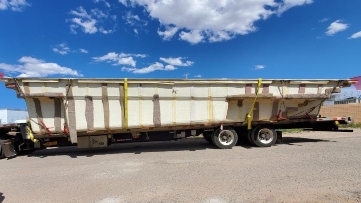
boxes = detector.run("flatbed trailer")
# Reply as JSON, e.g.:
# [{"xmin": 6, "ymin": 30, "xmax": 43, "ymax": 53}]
[{"xmin": 0, "ymin": 77, "xmax": 356, "ymax": 159}]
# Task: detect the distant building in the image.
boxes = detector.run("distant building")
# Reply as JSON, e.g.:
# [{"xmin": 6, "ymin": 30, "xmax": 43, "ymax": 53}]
[
  {"xmin": 323, "ymin": 94, "xmax": 361, "ymax": 106},
  {"xmin": 0, "ymin": 109, "xmax": 28, "ymax": 124},
  {"xmin": 323, "ymin": 94, "xmax": 337, "ymax": 106},
  {"xmin": 334, "ymin": 97, "xmax": 361, "ymax": 105},
  {"xmin": 323, "ymin": 81, "xmax": 361, "ymax": 106}
]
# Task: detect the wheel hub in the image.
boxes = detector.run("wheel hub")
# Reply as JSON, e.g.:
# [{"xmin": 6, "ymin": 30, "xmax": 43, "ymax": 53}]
[
  {"xmin": 257, "ymin": 129, "xmax": 274, "ymax": 144},
  {"xmin": 218, "ymin": 130, "xmax": 234, "ymax": 145}
]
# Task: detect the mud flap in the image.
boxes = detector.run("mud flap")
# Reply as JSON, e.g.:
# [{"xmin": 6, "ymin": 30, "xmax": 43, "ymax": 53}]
[
  {"xmin": 0, "ymin": 140, "xmax": 17, "ymax": 158},
  {"xmin": 276, "ymin": 131, "xmax": 283, "ymax": 144}
]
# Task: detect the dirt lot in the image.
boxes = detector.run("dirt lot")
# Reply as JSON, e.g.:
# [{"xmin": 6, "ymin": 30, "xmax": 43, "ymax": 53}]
[{"xmin": 1, "ymin": 129, "xmax": 361, "ymax": 203}]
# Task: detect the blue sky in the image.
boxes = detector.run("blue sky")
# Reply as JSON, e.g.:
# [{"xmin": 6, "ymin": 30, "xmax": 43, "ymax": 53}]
[{"xmin": 1, "ymin": 0, "xmax": 361, "ymax": 109}]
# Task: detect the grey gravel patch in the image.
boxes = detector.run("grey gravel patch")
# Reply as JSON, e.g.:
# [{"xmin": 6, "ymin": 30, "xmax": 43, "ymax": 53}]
[
  {"xmin": 98, "ymin": 197, "xmax": 124, "ymax": 203},
  {"xmin": 203, "ymin": 198, "xmax": 229, "ymax": 203},
  {"xmin": 1, "ymin": 130, "xmax": 361, "ymax": 202}
]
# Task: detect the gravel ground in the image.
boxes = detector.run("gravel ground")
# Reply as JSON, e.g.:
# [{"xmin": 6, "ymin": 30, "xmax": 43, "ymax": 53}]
[{"xmin": 1, "ymin": 129, "xmax": 361, "ymax": 203}]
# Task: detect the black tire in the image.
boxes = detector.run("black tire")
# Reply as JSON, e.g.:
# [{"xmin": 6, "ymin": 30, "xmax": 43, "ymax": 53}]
[
  {"xmin": 247, "ymin": 130, "xmax": 255, "ymax": 145},
  {"xmin": 234, "ymin": 128, "xmax": 248, "ymax": 145},
  {"xmin": 0, "ymin": 140, "xmax": 5, "ymax": 159},
  {"xmin": 251, "ymin": 125, "xmax": 277, "ymax": 147},
  {"xmin": 18, "ymin": 149, "xmax": 36, "ymax": 155},
  {"xmin": 211, "ymin": 127, "xmax": 238, "ymax": 149},
  {"xmin": 202, "ymin": 132, "xmax": 213, "ymax": 144}
]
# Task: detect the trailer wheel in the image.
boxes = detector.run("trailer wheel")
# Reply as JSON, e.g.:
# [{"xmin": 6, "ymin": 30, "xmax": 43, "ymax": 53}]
[
  {"xmin": 251, "ymin": 126, "xmax": 277, "ymax": 147},
  {"xmin": 203, "ymin": 132, "xmax": 213, "ymax": 144},
  {"xmin": 0, "ymin": 140, "xmax": 4, "ymax": 159},
  {"xmin": 247, "ymin": 130, "xmax": 255, "ymax": 145},
  {"xmin": 212, "ymin": 127, "xmax": 238, "ymax": 149}
]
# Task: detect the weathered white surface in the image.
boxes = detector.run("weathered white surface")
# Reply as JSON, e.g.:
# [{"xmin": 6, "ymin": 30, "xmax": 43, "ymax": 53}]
[{"xmin": 1, "ymin": 78, "xmax": 348, "ymax": 137}]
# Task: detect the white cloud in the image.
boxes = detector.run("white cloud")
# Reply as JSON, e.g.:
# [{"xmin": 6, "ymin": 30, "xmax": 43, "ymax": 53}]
[
  {"xmin": 118, "ymin": 57, "xmax": 136, "ymax": 67},
  {"xmin": 52, "ymin": 43, "xmax": 71, "ymax": 55},
  {"xmin": 254, "ymin": 65, "xmax": 265, "ymax": 70},
  {"xmin": 69, "ymin": 24, "xmax": 78, "ymax": 34},
  {"xmin": 93, "ymin": 52, "xmax": 147, "ymax": 67},
  {"xmin": 159, "ymin": 57, "xmax": 193, "ymax": 66},
  {"xmin": 118, "ymin": 0, "xmax": 127, "ymax": 6},
  {"xmin": 121, "ymin": 66, "xmax": 137, "ymax": 72},
  {"xmin": 91, "ymin": 8, "xmax": 108, "ymax": 18},
  {"xmin": 120, "ymin": 0, "xmax": 313, "ymax": 44},
  {"xmin": 348, "ymin": 31, "xmax": 361, "ymax": 39},
  {"xmin": 326, "ymin": 20, "xmax": 348, "ymax": 36},
  {"xmin": 179, "ymin": 30, "xmax": 204, "ymax": 44},
  {"xmin": 99, "ymin": 27, "xmax": 113, "ymax": 34},
  {"xmin": 0, "ymin": 56, "xmax": 83, "ymax": 77},
  {"xmin": 96, "ymin": 53, "xmax": 192, "ymax": 74},
  {"xmin": 68, "ymin": 6, "xmax": 114, "ymax": 34},
  {"xmin": 158, "ymin": 26, "xmax": 179, "ymax": 40},
  {"xmin": 277, "ymin": 0, "xmax": 313, "ymax": 14},
  {"xmin": 194, "ymin": 74, "xmax": 202, "ymax": 78},
  {"xmin": 319, "ymin": 17, "xmax": 328, "ymax": 23},
  {"xmin": 94, "ymin": 0, "xmax": 110, "ymax": 8},
  {"xmin": 133, "ymin": 54, "xmax": 147, "ymax": 58},
  {"xmin": 123, "ymin": 11, "xmax": 148, "ymax": 31},
  {"xmin": 70, "ymin": 17, "xmax": 98, "ymax": 34},
  {"xmin": 121, "ymin": 62, "xmax": 172, "ymax": 74},
  {"xmin": 209, "ymin": 31, "xmax": 233, "ymax": 42},
  {"xmin": 69, "ymin": 6, "xmax": 91, "ymax": 19},
  {"xmin": 0, "ymin": 0, "xmax": 30, "ymax": 11},
  {"xmin": 79, "ymin": 48, "xmax": 89, "ymax": 53},
  {"xmin": 52, "ymin": 43, "xmax": 88, "ymax": 54},
  {"xmin": 94, "ymin": 52, "xmax": 118, "ymax": 61},
  {"xmin": 0, "ymin": 0, "xmax": 7, "ymax": 10},
  {"xmin": 164, "ymin": 65, "xmax": 176, "ymax": 71},
  {"xmin": 124, "ymin": 11, "xmax": 140, "ymax": 25}
]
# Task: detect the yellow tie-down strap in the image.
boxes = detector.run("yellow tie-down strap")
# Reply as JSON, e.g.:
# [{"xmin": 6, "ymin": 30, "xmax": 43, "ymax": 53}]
[
  {"xmin": 124, "ymin": 78, "xmax": 128, "ymax": 129},
  {"xmin": 26, "ymin": 126, "xmax": 37, "ymax": 143},
  {"xmin": 244, "ymin": 78, "xmax": 262, "ymax": 130}
]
